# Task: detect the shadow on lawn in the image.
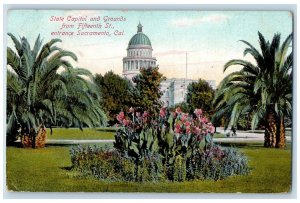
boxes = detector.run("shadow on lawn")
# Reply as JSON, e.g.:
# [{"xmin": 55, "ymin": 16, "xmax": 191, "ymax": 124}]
[
  {"xmin": 45, "ymin": 143, "xmax": 76, "ymax": 147},
  {"xmin": 95, "ymin": 128, "xmax": 118, "ymax": 132},
  {"xmin": 60, "ymin": 166, "xmax": 73, "ymax": 171}
]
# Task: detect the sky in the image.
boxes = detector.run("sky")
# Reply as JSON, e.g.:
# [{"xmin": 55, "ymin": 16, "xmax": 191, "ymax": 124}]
[{"xmin": 7, "ymin": 10, "xmax": 293, "ymax": 84}]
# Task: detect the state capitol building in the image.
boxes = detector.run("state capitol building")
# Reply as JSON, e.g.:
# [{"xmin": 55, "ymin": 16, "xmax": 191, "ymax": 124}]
[{"xmin": 122, "ymin": 23, "xmax": 216, "ymax": 107}]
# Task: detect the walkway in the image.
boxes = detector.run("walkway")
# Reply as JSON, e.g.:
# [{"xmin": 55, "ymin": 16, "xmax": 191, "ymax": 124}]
[
  {"xmin": 214, "ymin": 127, "xmax": 291, "ymax": 143},
  {"xmin": 46, "ymin": 127, "xmax": 291, "ymax": 145}
]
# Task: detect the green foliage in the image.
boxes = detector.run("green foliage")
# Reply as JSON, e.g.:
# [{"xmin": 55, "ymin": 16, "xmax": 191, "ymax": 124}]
[
  {"xmin": 6, "ymin": 34, "xmax": 107, "ymax": 147},
  {"xmin": 173, "ymin": 102, "xmax": 190, "ymax": 114},
  {"xmin": 173, "ymin": 155, "xmax": 186, "ymax": 182},
  {"xmin": 69, "ymin": 144, "xmax": 249, "ymax": 183},
  {"xmin": 236, "ymin": 113, "xmax": 252, "ymax": 130},
  {"xmin": 70, "ymin": 145, "xmax": 135, "ymax": 181},
  {"xmin": 94, "ymin": 71, "xmax": 138, "ymax": 124},
  {"xmin": 133, "ymin": 67, "xmax": 166, "ymax": 115},
  {"xmin": 214, "ymin": 33, "xmax": 292, "ymax": 129},
  {"xmin": 114, "ymin": 127, "xmax": 159, "ymax": 160},
  {"xmin": 110, "ymin": 107, "xmax": 249, "ymax": 182},
  {"xmin": 186, "ymin": 145, "xmax": 249, "ymax": 180},
  {"xmin": 186, "ymin": 79, "xmax": 215, "ymax": 116},
  {"xmin": 213, "ymin": 32, "xmax": 292, "ymax": 148},
  {"xmin": 69, "ymin": 145, "xmax": 165, "ymax": 182}
]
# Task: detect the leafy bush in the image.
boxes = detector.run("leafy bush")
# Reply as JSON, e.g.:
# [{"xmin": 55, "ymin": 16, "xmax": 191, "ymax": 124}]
[
  {"xmin": 186, "ymin": 145, "xmax": 249, "ymax": 180},
  {"xmin": 69, "ymin": 145, "xmax": 165, "ymax": 182},
  {"xmin": 70, "ymin": 107, "xmax": 250, "ymax": 182},
  {"xmin": 69, "ymin": 144, "xmax": 249, "ymax": 182},
  {"xmin": 114, "ymin": 107, "xmax": 215, "ymax": 169}
]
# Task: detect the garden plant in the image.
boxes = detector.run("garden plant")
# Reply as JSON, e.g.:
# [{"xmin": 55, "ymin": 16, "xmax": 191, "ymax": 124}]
[{"xmin": 70, "ymin": 107, "xmax": 249, "ymax": 182}]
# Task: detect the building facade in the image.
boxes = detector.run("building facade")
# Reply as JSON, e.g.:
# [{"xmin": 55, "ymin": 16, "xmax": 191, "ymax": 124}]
[
  {"xmin": 160, "ymin": 79, "xmax": 216, "ymax": 107},
  {"xmin": 122, "ymin": 23, "xmax": 157, "ymax": 81},
  {"xmin": 122, "ymin": 23, "xmax": 216, "ymax": 107}
]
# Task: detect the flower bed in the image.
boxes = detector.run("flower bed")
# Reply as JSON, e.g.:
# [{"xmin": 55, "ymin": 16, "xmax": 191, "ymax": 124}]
[{"xmin": 70, "ymin": 107, "xmax": 249, "ymax": 182}]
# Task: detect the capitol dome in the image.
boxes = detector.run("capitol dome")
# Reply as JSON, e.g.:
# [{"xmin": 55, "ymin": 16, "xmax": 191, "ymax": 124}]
[
  {"xmin": 122, "ymin": 22, "xmax": 157, "ymax": 81},
  {"xmin": 128, "ymin": 24, "xmax": 152, "ymax": 46}
]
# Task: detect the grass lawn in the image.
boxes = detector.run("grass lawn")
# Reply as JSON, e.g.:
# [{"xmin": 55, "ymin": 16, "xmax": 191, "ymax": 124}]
[
  {"xmin": 46, "ymin": 127, "xmax": 117, "ymax": 140},
  {"xmin": 6, "ymin": 142, "xmax": 292, "ymax": 193}
]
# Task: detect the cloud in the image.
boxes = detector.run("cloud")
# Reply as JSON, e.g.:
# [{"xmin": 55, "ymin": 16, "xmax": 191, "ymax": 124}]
[{"xmin": 171, "ymin": 14, "xmax": 230, "ymax": 27}]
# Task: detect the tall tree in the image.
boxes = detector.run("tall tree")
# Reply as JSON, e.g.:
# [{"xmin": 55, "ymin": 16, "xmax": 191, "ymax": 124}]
[
  {"xmin": 213, "ymin": 32, "xmax": 292, "ymax": 148},
  {"xmin": 133, "ymin": 67, "xmax": 166, "ymax": 116},
  {"xmin": 186, "ymin": 79, "xmax": 215, "ymax": 116},
  {"xmin": 6, "ymin": 33, "xmax": 107, "ymax": 147},
  {"xmin": 94, "ymin": 71, "xmax": 138, "ymax": 124}
]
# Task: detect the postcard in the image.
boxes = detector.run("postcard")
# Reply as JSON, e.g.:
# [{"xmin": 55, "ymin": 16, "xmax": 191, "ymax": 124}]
[{"xmin": 5, "ymin": 8, "xmax": 293, "ymax": 194}]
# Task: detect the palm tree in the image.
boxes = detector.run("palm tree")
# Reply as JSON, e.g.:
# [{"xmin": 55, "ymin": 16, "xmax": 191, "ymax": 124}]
[
  {"xmin": 6, "ymin": 33, "xmax": 107, "ymax": 147},
  {"xmin": 213, "ymin": 32, "xmax": 292, "ymax": 148}
]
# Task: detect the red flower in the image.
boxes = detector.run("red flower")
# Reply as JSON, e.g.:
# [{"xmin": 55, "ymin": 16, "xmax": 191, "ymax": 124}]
[
  {"xmin": 175, "ymin": 123, "xmax": 182, "ymax": 134},
  {"xmin": 142, "ymin": 111, "xmax": 149, "ymax": 118},
  {"xmin": 117, "ymin": 112, "xmax": 125, "ymax": 122},
  {"xmin": 192, "ymin": 126, "xmax": 200, "ymax": 135},
  {"xmin": 122, "ymin": 119, "xmax": 130, "ymax": 126},
  {"xmin": 181, "ymin": 113, "xmax": 188, "ymax": 122},
  {"xmin": 159, "ymin": 108, "xmax": 166, "ymax": 117},
  {"xmin": 208, "ymin": 125, "xmax": 215, "ymax": 134},
  {"xmin": 186, "ymin": 126, "xmax": 191, "ymax": 135},
  {"xmin": 175, "ymin": 107, "xmax": 182, "ymax": 114},
  {"xmin": 194, "ymin": 109, "xmax": 203, "ymax": 116},
  {"xmin": 200, "ymin": 117, "xmax": 208, "ymax": 124},
  {"xmin": 184, "ymin": 121, "xmax": 191, "ymax": 127}
]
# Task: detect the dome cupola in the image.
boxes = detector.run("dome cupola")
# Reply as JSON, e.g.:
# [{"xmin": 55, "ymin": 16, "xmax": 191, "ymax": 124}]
[
  {"xmin": 122, "ymin": 22, "xmax": 157, "ymax": 81},
  {"xmin": 128, "ymin": 22, "xmax": 152, "ymax": 46}
]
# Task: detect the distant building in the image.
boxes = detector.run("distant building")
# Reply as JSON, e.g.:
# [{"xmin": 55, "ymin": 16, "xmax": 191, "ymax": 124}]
[
  {"xmin": 160, "ymin": 78, "xmax": 195, "ymax": 107},
  {"xmin": 122, "ymin": 22, "xmax": 157, "ymax": 81},
  {"xmin": 122, "ymin": 23, "xmax": 216, "ymax": 106},
  {"xmin": 160, "ymin": 79, "xmax": 216, "ymax": 107}
]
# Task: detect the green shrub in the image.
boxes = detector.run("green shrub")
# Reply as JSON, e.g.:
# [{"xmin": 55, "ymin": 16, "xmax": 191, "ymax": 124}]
[
  {"xmin": 70, "ymin": 107, "xmax": 250, "ymax": 182},
  {"xmin": 186, "ymin": 145, "xmax": 249, "ymax": 180},
  {"xmin": 173, "ymin": 155, "xmax": 186, "ymax": 181},
  {"xmin": 70, "ymin": 144, "xmax": 249, "ymax": 182},
  {"xmin": 69, "ymin": 145, "xmax": 165, "ymax": 182}
]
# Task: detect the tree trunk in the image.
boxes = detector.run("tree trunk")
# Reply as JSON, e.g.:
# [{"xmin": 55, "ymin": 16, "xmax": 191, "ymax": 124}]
[
  {"xmin": 264, "ymin": 107, "xmax": 277, "ymax": 148},
  {"xmin": 276, "ymin": 118, "xmax": 286, "ymax": 149},
  {"xmin": 22, "ymin": 125, "xmax": 47, "ymax": 148}
]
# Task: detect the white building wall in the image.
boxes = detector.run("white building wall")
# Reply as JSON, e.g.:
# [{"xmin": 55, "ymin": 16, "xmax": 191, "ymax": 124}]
[{"xmin": 160, "ymin": 78, "xmax": 216, "ymax": 107}]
